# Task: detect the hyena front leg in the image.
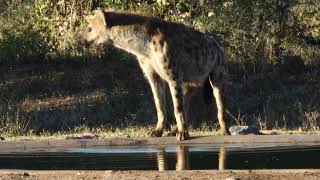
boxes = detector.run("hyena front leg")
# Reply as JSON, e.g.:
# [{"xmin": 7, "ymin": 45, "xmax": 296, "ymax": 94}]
[
  {"xmin": 138, "ymin": 59, "xmax": 167, "ymax": 137},
  {"xmin": 168, "ymin": 80, "xmax": 189, "ymax": 140}
]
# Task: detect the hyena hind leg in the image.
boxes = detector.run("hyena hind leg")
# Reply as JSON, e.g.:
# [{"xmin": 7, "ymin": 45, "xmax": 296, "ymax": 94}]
[
  {"xmin": 168, "ymin": 80, "xmax": 190, "ymax": 140},
  {"xmin": 138, "ymin": 60, "xmax": 167, "ymax": 137},
  {"xmin": 167, "ymin": 85, "xmax": 195, "ymax": 137},
  {"xmin": 209, "ymin": 76, "xmax": 230, "ymax": 135}
]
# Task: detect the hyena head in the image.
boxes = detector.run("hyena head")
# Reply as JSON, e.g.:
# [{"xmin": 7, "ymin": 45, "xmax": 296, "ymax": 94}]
[{"xmin": 77, "ymin": 9, "xmax": 108, "ymax": 48}]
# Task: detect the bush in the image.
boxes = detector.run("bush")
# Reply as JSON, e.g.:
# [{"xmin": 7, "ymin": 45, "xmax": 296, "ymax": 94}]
[{"xmin": 1, "ymin": 0, "xmax": 319, "ymax": 64}]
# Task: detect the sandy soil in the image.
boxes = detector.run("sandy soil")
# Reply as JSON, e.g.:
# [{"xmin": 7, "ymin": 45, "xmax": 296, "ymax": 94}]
[{"xmin": 1, "ymin": 169, "xmax": 320, "ymax": 180}]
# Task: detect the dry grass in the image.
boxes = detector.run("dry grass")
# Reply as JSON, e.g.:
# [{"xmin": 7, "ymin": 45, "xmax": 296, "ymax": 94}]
[{"xmin": 5, "ymin": 127, "xmax": 320, "ymax": 141}]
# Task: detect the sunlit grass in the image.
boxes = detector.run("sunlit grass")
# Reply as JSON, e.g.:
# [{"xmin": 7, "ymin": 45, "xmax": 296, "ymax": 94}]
[
  {"xmin": 5, "ymin": 125, "xmax": 320, "ymax": 141},
  {"xmin": 5, "ymin": 126, "xmax": 213, "ymax": 140}
]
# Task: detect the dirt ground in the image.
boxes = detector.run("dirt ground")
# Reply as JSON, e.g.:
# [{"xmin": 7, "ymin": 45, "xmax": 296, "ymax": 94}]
[
  {"xmin": 1, "ymin": 135, "xmax": 320, "ymax": 180},
  {"xmin": 1, "ymin": 169, "xmax": 320, "ymax": 180}
]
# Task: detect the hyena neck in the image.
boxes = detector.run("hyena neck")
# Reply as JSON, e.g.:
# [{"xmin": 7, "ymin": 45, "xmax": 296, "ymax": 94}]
[
  {"xmin": 107, "ymin": 26, "xmax": 150, "ymax": 58},
  {"xmin": 104, "ymin": 12, "xmax": 152, "ymax": 58}
]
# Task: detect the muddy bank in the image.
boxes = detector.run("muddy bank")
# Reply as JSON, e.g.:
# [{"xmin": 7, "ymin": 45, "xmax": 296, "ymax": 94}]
[{"xmin": 1, "ymin": 134, "xmax": 320, "ymax": 153}]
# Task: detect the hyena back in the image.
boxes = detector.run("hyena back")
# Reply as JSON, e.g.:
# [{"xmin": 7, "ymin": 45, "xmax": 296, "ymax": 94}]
[{"xmin": 77, "ymin": 9, "xmax": 230, "ymax": 140}]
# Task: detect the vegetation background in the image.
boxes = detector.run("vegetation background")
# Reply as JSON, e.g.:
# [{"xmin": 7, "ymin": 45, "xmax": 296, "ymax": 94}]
[{"xmin": 0, "ymin": 0, "xmax": 319, "ymax": 137}]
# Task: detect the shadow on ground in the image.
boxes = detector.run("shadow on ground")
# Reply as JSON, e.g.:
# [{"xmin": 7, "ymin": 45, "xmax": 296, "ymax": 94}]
[{"xmin": 0, "ymin": 55, "xmax": 319, "ymax": 134}]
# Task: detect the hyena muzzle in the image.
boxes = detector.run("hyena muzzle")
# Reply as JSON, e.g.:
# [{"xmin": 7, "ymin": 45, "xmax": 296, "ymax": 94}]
[{"xmin": 77, "ymin": 9, "xmax": 230, "ymax": 140}]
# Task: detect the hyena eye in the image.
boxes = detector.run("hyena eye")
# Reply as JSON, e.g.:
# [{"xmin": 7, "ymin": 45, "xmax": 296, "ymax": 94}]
[{"xmin": 88, "ymin": 27, "xmax": 92, "ymax": 32}]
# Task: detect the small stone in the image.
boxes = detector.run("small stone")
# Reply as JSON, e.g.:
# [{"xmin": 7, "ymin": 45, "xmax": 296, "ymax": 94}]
[{"xmin": 229, "ymin": 126, "xmax": 260, "ymax": 135}]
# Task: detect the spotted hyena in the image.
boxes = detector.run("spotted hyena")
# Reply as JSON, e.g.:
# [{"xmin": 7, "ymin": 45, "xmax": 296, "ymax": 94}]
[{"xmin": 77, "ymin": 9, "xmax": 230, "ymax": 140}]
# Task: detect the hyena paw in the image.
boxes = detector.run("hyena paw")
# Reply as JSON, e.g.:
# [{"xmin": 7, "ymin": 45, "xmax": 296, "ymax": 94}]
[
  {"xmin": 176, "ymin": 130, "xmax": 190, "ymax": 141},
  {"xmin": 149, "ymin": 129, "xmax": 163, "ymax": 137}
]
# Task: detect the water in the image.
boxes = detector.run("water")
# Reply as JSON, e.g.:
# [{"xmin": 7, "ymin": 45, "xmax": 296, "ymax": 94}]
[{"xmin": 1, "ymin": 143, "xmax": 320, "ymax": 170}]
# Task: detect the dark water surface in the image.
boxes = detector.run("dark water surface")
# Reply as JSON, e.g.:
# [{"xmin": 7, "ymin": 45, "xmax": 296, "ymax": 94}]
[{"xmin": 1, "ymin": 143, "xmax": 320, "ymax": 170}]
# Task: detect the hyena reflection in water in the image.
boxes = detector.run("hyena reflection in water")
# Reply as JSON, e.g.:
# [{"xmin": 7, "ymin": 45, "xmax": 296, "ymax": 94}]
[
  {"xmin": 156, "ymin": 146, "xmax": 227, "ymax": 171},
  {"xmin": 77, "ymin": 9, "xmax": 230, "ymax": 140}
]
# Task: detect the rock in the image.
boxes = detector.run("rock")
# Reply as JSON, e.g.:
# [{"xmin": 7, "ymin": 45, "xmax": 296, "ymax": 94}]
[{"xmin": 229, "ymin": 126, "xmax": 261, "ymax": 135}]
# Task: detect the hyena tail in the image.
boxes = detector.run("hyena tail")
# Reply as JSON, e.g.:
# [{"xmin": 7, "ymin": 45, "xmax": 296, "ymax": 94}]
[
  {"xmin": 203, "ymin": 77, "xmax": 214, "ymax": 104},
  {"xmin": 203, "ymin": 35, "xmax": 226, "ymax": 104},
  {"xmin": 202, "ymin": 69, "xmax": 225, "ymax": 105}
]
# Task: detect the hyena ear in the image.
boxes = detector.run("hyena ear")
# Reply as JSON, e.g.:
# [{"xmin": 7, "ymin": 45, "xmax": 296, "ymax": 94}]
[{"xmin": 95, "ymin": 8, "xmax": 107, "ymax": 27}]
